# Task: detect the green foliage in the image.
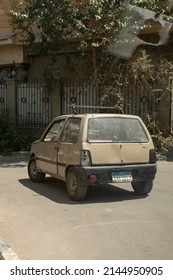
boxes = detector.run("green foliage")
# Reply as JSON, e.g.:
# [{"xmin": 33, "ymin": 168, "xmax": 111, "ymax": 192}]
[
  {"xmin": 115, "ymin": 49, "xmax": 173, "ymax": 92},
  {"xmin": 162, "ymin": 135, "xmax": 173, "ymax": 161},
  {"xmin": 11, "ymin": 0, "xmax": 172, "ymax": 56},
  {"xmin": 163, "ymin": 136, "xmax": 173, "ymax": 150},
  {"xmin": 146, "ymin": 114, "xmax": 163, "ymax": 149},
  {"xmin": 10, "ymin": 1, "xmax": 173, "ymax": 85},
  {"xmin": 146, "ymin": 114, "xmax": 173, "ymax": 161},
  {"xmin": 132, "ymin": 0, "xmax": 173, "ymax": 15},
  {"xmin": 0, "ymin": 111, "xmax": 30, "ymax": 154},
  {"xmin": 97, "ymin": 47, "xmax": 173, "ymax": 95},
  {"xmin": 96, "ymin": 49, "xmax": 173, "ymax": 155},
  {"xmin": 11, "ymin": 0, "xmax": 125, "ymax": 55}
]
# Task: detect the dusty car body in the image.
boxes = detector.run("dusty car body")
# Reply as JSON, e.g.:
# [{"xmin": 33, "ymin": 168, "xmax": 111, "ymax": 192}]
[{"xmin": 28, "ymin": 113, "xmax": 157, "ymax": 200}]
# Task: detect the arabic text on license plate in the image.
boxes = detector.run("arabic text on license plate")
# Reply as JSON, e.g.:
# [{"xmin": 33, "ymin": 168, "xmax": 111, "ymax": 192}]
[{"xmin": 112, "ymin": 171, "xmax": 132, "ymax": 183}]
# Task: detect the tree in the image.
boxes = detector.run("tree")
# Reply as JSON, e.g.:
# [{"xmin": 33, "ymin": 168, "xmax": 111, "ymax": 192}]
[
  {"xmin": 11, "ymin": 0, "xmax": 126, "ymax": 55},
  {"xmin": 11, "ymin": 1, "xmax": 173, "ymax": 100},
  {"xmin": 11, "ymin": 1, "xmax": 173, "ymax": 54},
  {"xmin": 132, "ymin": 0, "xmax": 173, "ymax": 15},
  {"xmin": 11, "ymin": 0, "xmax": 127, "ymax": 103}
]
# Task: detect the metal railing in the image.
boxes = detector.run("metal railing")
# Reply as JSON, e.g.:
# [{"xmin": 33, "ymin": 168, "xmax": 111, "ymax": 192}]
[
  {"xmin": 61, "ymin": 81, "xmax": 161, "ymax": 124},
  {"xmin": 0, "ymin": 83, "xmax": 7, "ymax": 114},
  {"xmin": 16, "ymin": 81, "xmax": 52, "ymax": 127}
]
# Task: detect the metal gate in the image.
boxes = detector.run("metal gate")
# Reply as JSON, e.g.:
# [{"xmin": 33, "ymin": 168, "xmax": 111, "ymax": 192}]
[
  {"xmin": 16, "ymin": 82, "xmax": 52, "ymax": 127},
  {"xmin": 61, "ymin": 81, "xmax": 158, "ymax": 123},
  {"xmin": 123, "ymin": 83, "xmax": 158, "ymax": 122},
  {"xmin": 0, "ymin": 83, "xmax": 7, "ymax": 114},
  {"xmin": 61, "ymin": 82, "xmax": 97, "ymax": 114}
]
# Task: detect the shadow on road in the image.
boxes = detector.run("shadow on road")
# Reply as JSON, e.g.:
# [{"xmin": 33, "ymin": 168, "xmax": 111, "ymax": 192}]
[{"xmin": 19, "ymin": 176, "xmax": 147, "ymax": 205}]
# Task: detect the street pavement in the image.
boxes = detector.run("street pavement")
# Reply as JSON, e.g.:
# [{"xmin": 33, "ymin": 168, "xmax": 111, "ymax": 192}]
[{"xmin": 0, "ymin": 155, "xmax": 173, "ymax": 260}]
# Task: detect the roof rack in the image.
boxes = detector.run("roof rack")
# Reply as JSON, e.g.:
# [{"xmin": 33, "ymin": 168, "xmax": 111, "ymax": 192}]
[{"xmin": 67, "ymin": 104, "xmax": 124, "ymax": 114}]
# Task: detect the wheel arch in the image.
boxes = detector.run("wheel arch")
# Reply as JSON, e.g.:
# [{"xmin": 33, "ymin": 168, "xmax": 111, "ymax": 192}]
[
  {"xmin": 30, "ymin": 152, "xmax": 35, "ymax": 159},
  {"xmin": 28, "ymin": 156, "xmax": 45, "ymax": 183},
  {"xmin": 65, "ymin": 165, "xmax": 74, "ymax": 178}
]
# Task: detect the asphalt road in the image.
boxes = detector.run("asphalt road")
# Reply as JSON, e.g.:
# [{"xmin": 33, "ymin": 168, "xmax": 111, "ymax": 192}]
[{"xmin": 0, "ymin": 155, "xmax": 173, "ymax": 260}]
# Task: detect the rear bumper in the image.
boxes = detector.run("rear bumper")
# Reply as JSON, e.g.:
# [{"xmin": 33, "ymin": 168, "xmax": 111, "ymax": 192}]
[{"xmin": 74, "ymin": 163, "xmax": 157, "ymax": 185}]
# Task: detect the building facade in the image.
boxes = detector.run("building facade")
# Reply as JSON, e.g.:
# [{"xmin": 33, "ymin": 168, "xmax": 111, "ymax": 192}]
[{"xmin": 0, "ymin": 0, "xmax": 173, "ymax": 135}]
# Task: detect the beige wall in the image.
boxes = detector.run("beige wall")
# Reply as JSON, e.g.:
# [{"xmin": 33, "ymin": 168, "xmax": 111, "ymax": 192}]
[
  {"xmin": 0, "ymin": 0, "xmax": 13, "ymax": 35},
  {"xmin": 28, "ymin": 51, "xmax": 93, "ymax": 82},
  {"xmin": 28, "ymin": 55, "xmax": 70, "ymax": 80},
  {"xmin": 0, "ymin": 45, "xmax": 31, "ymax": 65}
]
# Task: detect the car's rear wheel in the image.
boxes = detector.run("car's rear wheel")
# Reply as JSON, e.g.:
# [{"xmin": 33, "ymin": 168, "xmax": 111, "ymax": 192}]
[
  {"xmin": 66, "ymin": 168, "xmax": 88, "ymax": 200},
  {"xmin": 28, "ymin": 157, "xmax": 45, "ymax": 183},
  {"xmin": 132, "ymin": 181, "xmax": 153, "ymax": 195}
]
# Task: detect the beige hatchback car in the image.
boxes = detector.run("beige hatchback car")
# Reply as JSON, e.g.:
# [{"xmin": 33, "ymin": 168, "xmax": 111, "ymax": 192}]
[{"xmin": 28, "ymin": 113, "xmax": 157, "ymax": 200}]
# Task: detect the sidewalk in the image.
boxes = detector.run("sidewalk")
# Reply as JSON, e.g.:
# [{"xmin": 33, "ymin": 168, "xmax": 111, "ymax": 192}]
[
  {"xmin": 0, "ymin": 238, "xmax": 19, "ymax": 260},
  {"xmin": 0, "ymin": 152, "xmax": 29, "ymax": 167}
]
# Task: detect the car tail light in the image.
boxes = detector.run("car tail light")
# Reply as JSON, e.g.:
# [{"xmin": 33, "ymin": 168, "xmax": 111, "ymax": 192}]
[
  {"xmin": 149, "ymin": 149, "xmax": 157, "ymax": 163},
  {"xmin": 89, "ymin": 175, "xmax": 97, "ymax": 183},
  {"xmin": 81, "ymin": 150, "xmax": 91, "ymax": 166}
]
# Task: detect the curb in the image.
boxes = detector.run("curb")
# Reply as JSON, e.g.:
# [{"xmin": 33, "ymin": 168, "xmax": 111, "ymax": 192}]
[{"xmin": 0, "ymin": 238, "xmax": 19, "ymax": 260}]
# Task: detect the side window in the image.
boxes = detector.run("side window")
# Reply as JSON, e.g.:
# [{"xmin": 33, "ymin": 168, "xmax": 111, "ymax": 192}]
[
  {"xmin": 60, "ymin": 118, "xmax": 81, "ymax": 143},
  {"xmin": 44, "ymin": 119, "xmax": 65, "ymax": 142}
]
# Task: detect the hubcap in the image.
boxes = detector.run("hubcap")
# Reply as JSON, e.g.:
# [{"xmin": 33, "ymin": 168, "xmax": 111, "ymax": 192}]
[{"xmin": 30, "ymin": 161, "xmax": 38, "ymax": 178}]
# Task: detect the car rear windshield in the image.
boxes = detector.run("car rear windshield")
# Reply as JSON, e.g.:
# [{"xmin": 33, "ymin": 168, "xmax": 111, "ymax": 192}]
[{"xmin": 88, "ymin": 117, "xmax": 149, "ymax": 143}]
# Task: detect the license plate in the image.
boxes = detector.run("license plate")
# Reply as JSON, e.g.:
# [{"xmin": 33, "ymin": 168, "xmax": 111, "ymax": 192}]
[{"xmin": 112, "ymin": 171, "xmax": 132, "ymax": 183}]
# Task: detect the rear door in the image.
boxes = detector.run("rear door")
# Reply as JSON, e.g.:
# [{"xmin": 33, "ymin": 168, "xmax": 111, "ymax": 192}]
[{"xmin": 86, "ymin": 116, "xmax": 151, "ymax": 165}]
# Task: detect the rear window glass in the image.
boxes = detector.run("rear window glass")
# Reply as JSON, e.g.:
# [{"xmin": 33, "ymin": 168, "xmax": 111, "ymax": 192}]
[{"xmin": 88, "ymin": 117, "xmax": 148, "ymax": 143}]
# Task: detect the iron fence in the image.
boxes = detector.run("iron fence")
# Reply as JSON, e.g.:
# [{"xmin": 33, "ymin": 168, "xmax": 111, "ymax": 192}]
[
  {"xmin": 16, "ymin": 82, "xmax": 52, "ymax": 127},
  {"xmin": 61, "ymin": 81, "xmax": 161, "ymax": 124},
  {"xmin": 61, "ymin": 82, "xmax": 97, "ymax": 114},
  {"xmin": 0, "ymin": 83, "xmax": 7, "ymax": 114}
]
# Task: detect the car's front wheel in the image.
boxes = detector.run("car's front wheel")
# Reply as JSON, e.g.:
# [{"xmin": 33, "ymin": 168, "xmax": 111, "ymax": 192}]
[
  {"xmin": 28, "ymin": 157, "xmax": 45, "ymax": 183},
  {"xmin": 131, "ymin": 181, "xmax": 153, "ymax": 195},
  {"xmin": 66, "ymin": 168, "xmax": 88, "ymax": 201}
]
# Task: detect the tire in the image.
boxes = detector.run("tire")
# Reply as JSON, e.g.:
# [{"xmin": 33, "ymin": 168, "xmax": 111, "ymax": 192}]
[
  {"xmin": 28, "ymin": 157, "xmax": 45, "ymax": 183},
  {"xmin": 131, "ymin": 181, "xmax": 153, "ymax": 195},
  {"xmin": 66, "ymin": 168, "xmax": 88, "ymax": 201}
]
